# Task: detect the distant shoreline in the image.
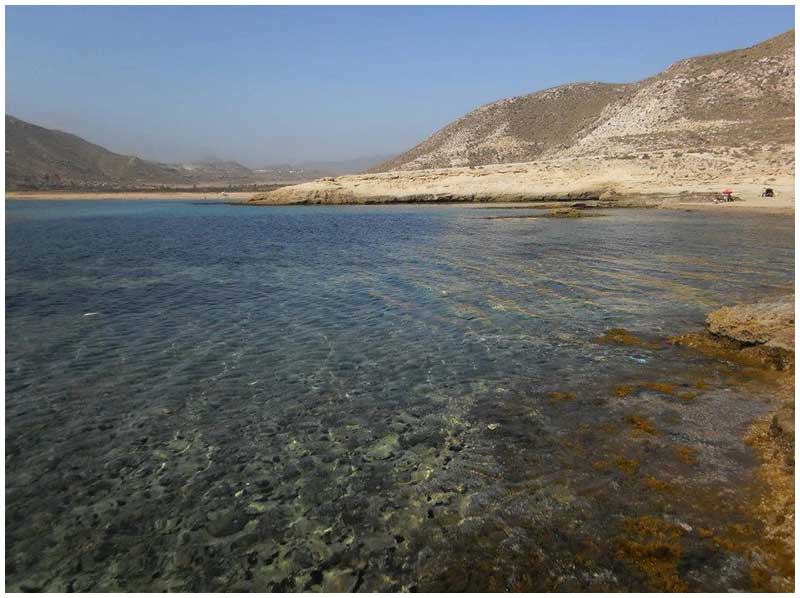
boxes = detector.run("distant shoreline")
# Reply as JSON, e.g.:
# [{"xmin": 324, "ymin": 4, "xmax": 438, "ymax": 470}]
[
  {"xmin": 5, "ymin": 190, "xmax": 794, "ymax": 214},
  {"xmin": 5, "ymin": 191, "xmax": 258, "ymax": 201}
]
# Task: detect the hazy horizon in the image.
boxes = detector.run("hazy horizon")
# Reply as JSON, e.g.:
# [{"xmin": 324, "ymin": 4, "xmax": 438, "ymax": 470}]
[{"xmin": 6, "ymin": 5, "xmax": 794, "ymax": 166}]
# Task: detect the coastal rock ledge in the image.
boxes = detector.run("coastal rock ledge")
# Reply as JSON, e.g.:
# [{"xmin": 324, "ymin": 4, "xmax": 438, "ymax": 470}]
[{"xmin": 707, "ymin": 295, "xmax": 795, "ymax": 353}]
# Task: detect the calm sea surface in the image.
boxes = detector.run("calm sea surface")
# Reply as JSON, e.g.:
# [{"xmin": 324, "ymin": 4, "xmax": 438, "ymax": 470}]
[{"xmin": 5, "ymin": 201, "xmax": 794, "ymax": 591}]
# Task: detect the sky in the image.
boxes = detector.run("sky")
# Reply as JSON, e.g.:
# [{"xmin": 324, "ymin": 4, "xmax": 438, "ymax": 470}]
[{"xmin": 5, "ymin": 5, "xmax": 795, "ymax": 166}]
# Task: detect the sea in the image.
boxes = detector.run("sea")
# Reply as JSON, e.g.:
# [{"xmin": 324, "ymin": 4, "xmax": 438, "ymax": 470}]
[{"xmin": 5, "ymin": 200, "xmax": 794, "ymax": 591}]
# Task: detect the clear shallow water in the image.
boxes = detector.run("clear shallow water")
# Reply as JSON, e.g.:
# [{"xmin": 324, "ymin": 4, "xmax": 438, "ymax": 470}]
[{"xmin": 5, "ymin": 201, "xmax": 794, "ymax": 591}]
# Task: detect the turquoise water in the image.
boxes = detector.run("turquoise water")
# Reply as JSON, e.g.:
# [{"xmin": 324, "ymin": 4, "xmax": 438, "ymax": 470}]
[{"xmin": 5, "ymin": 201, "xmax": 794, "ymax": 591}]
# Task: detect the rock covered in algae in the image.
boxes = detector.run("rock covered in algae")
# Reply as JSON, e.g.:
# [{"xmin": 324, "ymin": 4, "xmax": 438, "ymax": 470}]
[
  {"xmin": 595, "ymin": 328, "xmax": 661, "ymax": 350},
  {"xmin": 547, "ymin": 207, "xmax": 583, "ymax": 218},
  {"xmin": 670, "ymin": 295, "xmax": 795, "ymax": 371}
]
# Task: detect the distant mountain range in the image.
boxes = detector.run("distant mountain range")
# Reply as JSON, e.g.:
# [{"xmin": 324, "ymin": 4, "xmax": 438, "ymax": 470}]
[
  {"xmin": 5, "ymin": 115, "xmax": 389, "ymax": 190},
  {"xmin": 254, "ymin": 155, "xmax": 395, "ymax": 179},
  {"xmin": 292, "ymin": 155, "xmax": 396, "ymax": 175},
  {"xmin": 371, "ymin": 30, "xmax": 794, "ymax": 172}
]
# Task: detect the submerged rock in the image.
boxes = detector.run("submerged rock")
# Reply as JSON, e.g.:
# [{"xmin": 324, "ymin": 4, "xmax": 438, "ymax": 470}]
[
  {"xmin": 206, "ymin": 509, "xmax": 249, "ymax": 538},
  {"xmin": 547, "ymin": 207, "xmax": 583, "ymax": 218}
]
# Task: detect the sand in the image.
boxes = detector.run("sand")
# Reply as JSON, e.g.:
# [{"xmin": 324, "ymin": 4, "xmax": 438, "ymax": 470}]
[{"xmin": 661, "ymin": 182, "xmax": 795, "ymax": 213}]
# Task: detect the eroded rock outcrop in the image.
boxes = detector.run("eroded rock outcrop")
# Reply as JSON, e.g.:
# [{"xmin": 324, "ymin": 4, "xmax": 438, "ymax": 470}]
[
  {"xmin": 707, "ymin": 295, "xmax": 794, "ymax": 351},
  {"xmin": 707, "ymin": 295, "xmax": 795, "ymax": 372}
]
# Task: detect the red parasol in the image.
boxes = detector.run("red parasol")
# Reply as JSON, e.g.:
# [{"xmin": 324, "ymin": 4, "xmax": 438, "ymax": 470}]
[{"xmin": 722, "ymin": 189, "xmax": 734, "ymax": 194}]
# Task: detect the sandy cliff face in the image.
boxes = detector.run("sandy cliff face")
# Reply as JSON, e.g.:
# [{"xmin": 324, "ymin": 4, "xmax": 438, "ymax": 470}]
[{"xmin": 252, "ymin": 30, "xmax": 794, "ymax": 206}]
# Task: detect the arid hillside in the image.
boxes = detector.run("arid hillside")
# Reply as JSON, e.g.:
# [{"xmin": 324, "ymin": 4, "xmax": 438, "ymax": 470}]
[
  {"xmin": 563, "ymin": 29, "xmax": 794, "ymax": 160},
  {"xmin": 372, "ymin": 83, "xmax": 631, "ymax": 172},
  {"xmin": 372, "ymin": 30, "xmax": 794, "ymax": 172},
  {"xmin": 6, "ymin": 116, "xmax": 291, "ymax": 191},
  {"xmin": 6, "ymin": 116, "xmax": 190, "ymax": 189}
]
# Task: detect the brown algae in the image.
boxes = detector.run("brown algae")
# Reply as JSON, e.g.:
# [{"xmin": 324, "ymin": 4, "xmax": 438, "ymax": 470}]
[
  {"xmin": 625, "ymin": 415, "xmax": 660, "ymax": 436},
  {"xmin": 675, "ymin": 445, "xmax": 698, "ymax": 466},
  {"xmin": 614, "ymin": 384, "xmax": 634, "ymax": 397},
  {"xmin": 642, "ymin": 475, "xmax": 675, "ymax": 494},
  {"xmin": 614, "ymin": 455, "xmax": 641, "ymax": 475},
  {"xmin": 641, "ymin": 382, "xmax": 678, "ymax": 395},
  {"xmin": 595, "ymin": 328, "xmax": 661, "ymax": 350},
  {"xmin": 615, "ymin": 516, "xmax": 688, "ymax": 591},
  {"xmin": 547, "ymin": 391, "xmax": 577, "ymax": 402}
]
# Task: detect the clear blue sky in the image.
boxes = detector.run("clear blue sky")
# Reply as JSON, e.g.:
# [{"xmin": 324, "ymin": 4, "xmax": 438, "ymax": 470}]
[{"xmin": 6, "ymin": 5, "xmax": 795, "ymax": 166}]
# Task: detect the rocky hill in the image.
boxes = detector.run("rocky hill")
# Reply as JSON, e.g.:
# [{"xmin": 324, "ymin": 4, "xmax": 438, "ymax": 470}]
[
  {"xmin": 6, "ymin": 116, "xmax": 275, "ymax": 190},
  {"xmin": 562, "ymin": 29, "xmax": 794, "ymax": 160},
  {"xmin": 6, "ymin": 116, "xmax": 183, "ymax": 189},
  {"xmin": 372, "ymin": 83, "xmax": 631, "ymax": 172},
  {"xmin": 255, "ymin": 30, "xmax": 794, "ymax": 205},
  {"xmin": 371, "ymin": 30, "xmax": 793, "ymax": 172}
]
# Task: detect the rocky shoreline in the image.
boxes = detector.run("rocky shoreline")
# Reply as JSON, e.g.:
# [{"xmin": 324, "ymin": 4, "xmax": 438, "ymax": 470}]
[
  {"xmin": 675, "ymin": 295, "xmax": 794, "ymax": 590},
  {"xmin": 245, "ymin": 151, "xmax": 794, "ymax": 210}
]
